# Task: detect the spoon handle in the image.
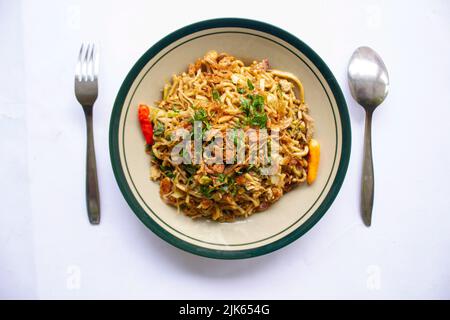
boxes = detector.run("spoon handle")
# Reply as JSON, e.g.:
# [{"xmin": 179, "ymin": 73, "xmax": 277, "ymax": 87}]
[{"xmin": 362, "ymin": 110, "xmax": 374, "ymax": 226}]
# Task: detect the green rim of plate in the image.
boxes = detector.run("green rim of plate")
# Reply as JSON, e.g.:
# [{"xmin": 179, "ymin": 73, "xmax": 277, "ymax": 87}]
[{"xmin": 109, "ymin": 18, "xmax": 351, "ymax": 259}]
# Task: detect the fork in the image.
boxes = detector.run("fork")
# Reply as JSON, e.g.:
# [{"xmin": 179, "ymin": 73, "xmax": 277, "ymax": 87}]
[{"xmin": 75, "ymin": 43, "xmax": 100, "ymax": 224}]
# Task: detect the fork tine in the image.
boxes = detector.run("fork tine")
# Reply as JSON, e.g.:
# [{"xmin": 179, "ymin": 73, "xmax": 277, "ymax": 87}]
[
  {"xmin": 88, "ymin": 43, "xmax": 95, "ymax": 81},
  {"xmin": 75, "ymin": 43, "xmax": 84, "ymax": 81},
  {"xmin": 93, "ymin": 44, "xmax": 99, "ymax": 80},
  {"xmin": 82, "ymin": 43, "xmax": 91, "ymax": 81}
]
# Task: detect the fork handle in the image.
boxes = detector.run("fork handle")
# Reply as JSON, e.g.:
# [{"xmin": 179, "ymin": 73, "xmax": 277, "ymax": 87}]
[{"xmin": 84, "ymin": 107, "xmax": 100, "ymax": 224}]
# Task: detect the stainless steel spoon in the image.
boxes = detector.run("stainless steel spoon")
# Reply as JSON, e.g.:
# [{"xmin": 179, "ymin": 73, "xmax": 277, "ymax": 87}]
[{"xmin": 348, "ymin": 46, "xmax": 390, "ymax": 226}]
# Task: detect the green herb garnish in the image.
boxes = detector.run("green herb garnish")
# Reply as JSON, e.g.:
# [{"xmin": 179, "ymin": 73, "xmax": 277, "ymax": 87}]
[
  {"xmin": 240, "ymin": 97, "xmax": 252, "ymax": 116},
  {"xmin": 182, "ymin": 164, "xmax": 198, "ymax": 176},
  {"xmin": 247, "ymin": 79, "xmax": 254, "ymax": 90},
  {"xmin": 217, "ymin": 173, "xmax": 226, "ymax": 183},
  {"xmin": 251, "ymin": 94, "xmax": 264, "ymax": 112},
  {"xmin": 244, "ymin": 164, "xmax": 260, "ymax": 174},
  {"xmin": 181, "ymin": 148, "xmax": 190, "ymax": 160},
  {"xmin": 153, "ymin": 121, "xmax": 165, "ymax": 136},
  {"xmin": 191, "ymin": 108, "xmax": 211, "ymax": 129},
  {"xmin": 165, "ymin": 172, "xmax": 175, "ymax": 178},
  {"xmin": 232, "ymin": 129, "xmax": 243, "ymax": 146},
  {"xmin": 160, "ymin": 165, "xmax": 175, "ymax": 178},
  {"xmin": 193, "ymin": 108, "xmax": 208, "ymax": 122},
  {"xmin": 237, "ymin": 87, "xmax": 246, "ymax": 94},
  {"xmin": 249, "ymin": 112, "xmax": 268, "ymax": 128},
  {"xmin": 212, "ymin": 90, "xmax": 220, "ymax": 101},
  {"xmin": 199, "ymin": 185, "xmax": 213, "ymax": 198},
  {"xmin": 149, "ymin": 148, "xmax": 155, "ymax": 157},
  {"xmin": 240, "ymin": 94, "xmax": 267, "ymax": 128}
]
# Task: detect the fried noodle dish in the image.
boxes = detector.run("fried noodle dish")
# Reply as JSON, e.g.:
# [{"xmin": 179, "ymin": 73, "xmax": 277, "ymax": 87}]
[{"xmin": 138, "ymin": 50, "xmax": 320, "ymax": 222}]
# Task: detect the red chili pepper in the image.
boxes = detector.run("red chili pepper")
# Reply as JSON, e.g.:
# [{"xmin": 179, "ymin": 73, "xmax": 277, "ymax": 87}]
[{"xmin": 138, "ymin": 104, "xmax": 153, "ymax": 145}]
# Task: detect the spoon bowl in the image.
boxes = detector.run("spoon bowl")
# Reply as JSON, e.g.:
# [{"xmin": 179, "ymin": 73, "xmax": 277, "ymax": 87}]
[{"xmin": 348, "ymin": 46, "xmax": 390, "ymax": 110}]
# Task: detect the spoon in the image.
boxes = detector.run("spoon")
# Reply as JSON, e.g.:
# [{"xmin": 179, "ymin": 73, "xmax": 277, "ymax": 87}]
[{"xmin": 348, "ymin": 46, "xmax": 390, "ymax": 226}]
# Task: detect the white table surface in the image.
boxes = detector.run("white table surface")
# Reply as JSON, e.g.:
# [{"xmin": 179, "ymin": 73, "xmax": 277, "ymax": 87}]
[{"xmin": 1, "ymin": 0, "xmax": 449, "ymax": 299}]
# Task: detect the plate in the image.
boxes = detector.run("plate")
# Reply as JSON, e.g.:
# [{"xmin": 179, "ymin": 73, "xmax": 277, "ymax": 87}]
[{"xmin": 109, "ymin": 18, "xmax": 351, "ymax": 259}]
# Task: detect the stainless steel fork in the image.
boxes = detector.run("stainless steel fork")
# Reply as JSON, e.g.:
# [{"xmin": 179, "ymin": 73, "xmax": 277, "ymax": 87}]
[{"xmin": 75, "ymin": 43, "xmax": 100, "ymax": 224}]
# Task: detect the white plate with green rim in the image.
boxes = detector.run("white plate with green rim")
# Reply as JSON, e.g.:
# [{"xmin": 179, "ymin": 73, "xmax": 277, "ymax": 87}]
[{"xmin": 109, "ymin": 18, "xmax": 351, "ymax": 259}]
